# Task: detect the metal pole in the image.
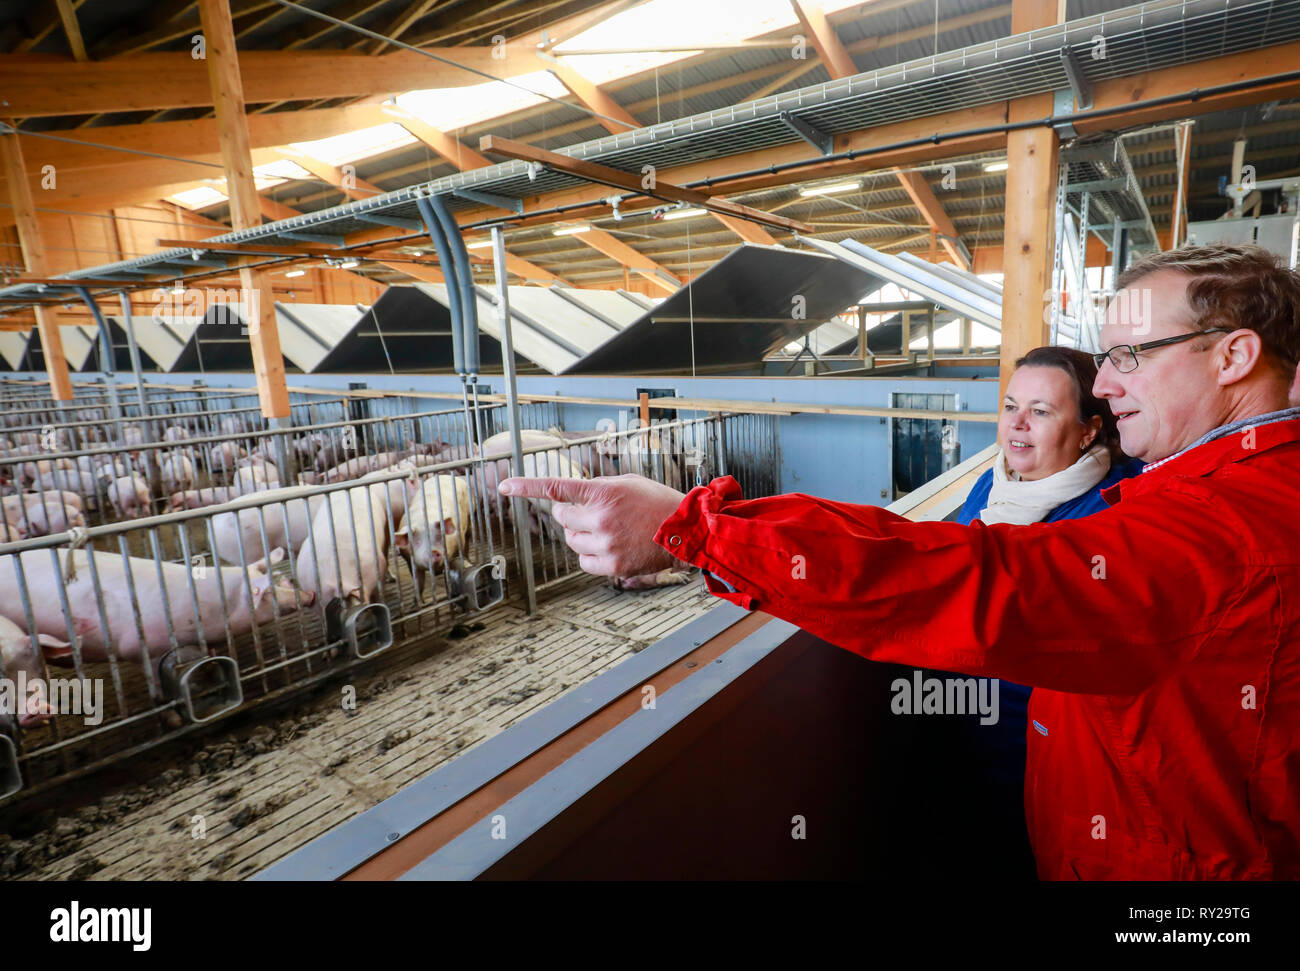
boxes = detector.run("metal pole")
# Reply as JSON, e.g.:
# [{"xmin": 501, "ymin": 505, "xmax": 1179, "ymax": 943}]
[
  {"xmin": 77, "ymin": 286, "xmax": 125, "ymax": 445},
  {"xmin": 492, "ymin": 225, "xmax": 536, "ymax": 615},
  {"xmin": 117, "ymin": 291, "xmax": 148, "ymax": 417}
]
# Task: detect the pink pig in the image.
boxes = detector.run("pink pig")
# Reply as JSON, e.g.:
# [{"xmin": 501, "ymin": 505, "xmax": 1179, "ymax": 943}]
[{"xmin": 0, "ymin": 547, "xmax": 312, "ymax": 664}]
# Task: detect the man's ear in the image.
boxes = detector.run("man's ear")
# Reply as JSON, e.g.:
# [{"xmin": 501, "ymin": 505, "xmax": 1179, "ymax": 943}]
[{"xmin": 1217, "ymin": 329, "xmax": 1265, "ymax": 386}]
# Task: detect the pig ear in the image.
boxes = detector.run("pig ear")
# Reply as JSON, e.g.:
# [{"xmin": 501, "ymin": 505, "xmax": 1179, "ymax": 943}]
[
  {"xmin": 443, "ymin": 516, "xmax": 457, "ymax": 536},
  {"xmin": 36, "ymin": 634, "xmax": 72, "ymax": 658},
  {"xmin": 250, "ymin": 572, "xmax": 272, "ymax": 608},
  {"xmin": 269, "ymin": 547, "xmax": 285, "ymax": 566}
]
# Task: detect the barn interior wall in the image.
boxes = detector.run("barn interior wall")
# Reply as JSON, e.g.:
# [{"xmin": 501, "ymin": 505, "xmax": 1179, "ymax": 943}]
[{"xmin": 4, "ymin": 369, "xmax": 999, "ymax": 505}]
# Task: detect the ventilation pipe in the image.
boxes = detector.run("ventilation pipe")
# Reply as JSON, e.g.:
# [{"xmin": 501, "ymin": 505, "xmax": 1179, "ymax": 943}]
[
  {"xmin": 430, "ymin": 194, "xmax": 480, "ymax": 376},
  {"xmin": 415, "ymin": 194, "xmax": 465, "ymax": 376}
]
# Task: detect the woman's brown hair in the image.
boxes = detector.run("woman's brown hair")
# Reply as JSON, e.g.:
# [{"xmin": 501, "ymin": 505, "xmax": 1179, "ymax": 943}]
[{"xmin": 1013, "ymin": 346, "xmax": 1124, "ymax": 462}]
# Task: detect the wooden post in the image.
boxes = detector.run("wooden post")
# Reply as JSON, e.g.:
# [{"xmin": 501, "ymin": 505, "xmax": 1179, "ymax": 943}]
[
  {"xmin": 1171, "ymin": 122, "xmax": 1193, "ymax": 250},
  {"xmin": 198, "ymin": 0, "xmax": 289, "ymax": 419},
  {"xmin": 900, "ymin": 310, "xmax": 912, "ymax": 358},
  {"xmin": 1, "ymin": 124, "xmax": 72, "ymax": 400},
  {"xmin": 999, "ymin": 0, "xmax": 1063, "ymax": 399}
]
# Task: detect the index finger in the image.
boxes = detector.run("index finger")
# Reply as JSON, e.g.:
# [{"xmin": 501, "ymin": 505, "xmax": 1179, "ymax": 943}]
[{"xmin": 498, "ymin": 476, "xmax": 595, "ymax": 503}]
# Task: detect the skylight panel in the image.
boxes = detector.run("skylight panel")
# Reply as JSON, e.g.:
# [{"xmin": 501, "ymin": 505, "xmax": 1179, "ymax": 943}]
[
  {"xmin": 553, "ymin": 0, "xmax": 861, "ymax": 85},
  {"xmin": 396, "ymin": 71, "xmax": 568, "ymax": 133},
  {"xmin": 290, "ymin": 123, "xmax": 417, "ymax": 166},
  {"xmin": 253, "ymin": 159, "xmax": 313, "ymax": 183},
  {"xmin": 168, "ymin": 186, "xmax": 228, "ymax": 210}
]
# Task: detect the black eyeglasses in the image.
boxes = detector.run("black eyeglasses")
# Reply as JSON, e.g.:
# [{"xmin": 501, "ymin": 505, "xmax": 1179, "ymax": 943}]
[{"xmin": 1093, "ymin": 328, "xmax": 1233, "ymax": 373}]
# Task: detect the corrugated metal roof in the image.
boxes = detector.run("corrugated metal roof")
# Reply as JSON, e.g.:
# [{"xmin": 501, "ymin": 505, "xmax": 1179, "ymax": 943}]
[
  {"xmin": 565, "ymin": 242, "xmax": 879, "ymax": 374},
  {"xmin": 106, "ymin": 315, "xmax": 198, "ymax": 372},
  {"xmin": 272, "ymin": 303, "xmax": 368, "ymax": 373},
  {"xmin": 810, "ymin": 238, "xmax": 1003, "ymax": 330},
  {"xmin": 323, "ymin": 282, "xmax": 647, "ymax": 374},
  {"xmin": 0, "ymin": 331, "xmax": 31, "ymax": 370},
  {"xmin": 5, "ymin": 0, "xmax": 1297, "ymax": 308}
]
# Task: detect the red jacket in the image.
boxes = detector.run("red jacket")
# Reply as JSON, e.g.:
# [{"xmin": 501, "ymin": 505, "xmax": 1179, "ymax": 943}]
[{"xmin": 654, "ymin": 417, "xmax": 1300, "ymax": 880}]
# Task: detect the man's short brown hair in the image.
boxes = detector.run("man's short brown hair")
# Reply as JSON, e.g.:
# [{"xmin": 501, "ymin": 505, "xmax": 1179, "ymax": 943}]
[{"xmin": 1116, "ymin": 243, "xmax": 1300, "ymax": 380}]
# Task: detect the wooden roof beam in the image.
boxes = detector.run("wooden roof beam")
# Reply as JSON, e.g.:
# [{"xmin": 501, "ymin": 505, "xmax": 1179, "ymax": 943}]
[
  {"xmin": 789, "ymin": 0, "xmax": 856, "ymax": 79},
  {"xmin": 434, "ymin": 2, "xmax": 1004, "ymax": 151},
  {"xmin": 276, "ymin": 148, "xmax": 383, "ymax": 201},
  {"xmin": 54, "ymin": 0, "xmax": 88, "ymax": 61},
  {"xmin": 1000, "ymin": 0, "xmax": 1062, "ymax": 400},
  {"xmin": 405, "ymin": 0, "xmax": 575, "ymax": 47},
  {"xmin": 479, "ymin": 134, "xmax": 812, "ymax": 234},
  {"xmin": 571, "ymin": 227, "xmax": 681, "ymax": 294},
  {"xmin": 358, "ymin": 0, "xmax": 439, "ymax": 54},
  {"xmin": 711, "ymin": 212, "xmax": 777, "ymax": 246},
  {"xmin": 528, "ymin": 0, "xmax": 646, "ymax": 52},
  {"xmin": 20, "ymin": 104, "xmax": 391, "ymax": 174},
  {"xmin": 379, "ymin": 106, "xmax": 493, "ymax": 170},
  {"xmin": 252, "ymin": 191, "xmax": 571, "ymax": 287},
  {"xmin": 197, "ymin": 0, "xmax": 288, "ymax": 418},
  {"xmin": 892, "ymin": 167, "xmax": 969, "ymax": 268},
  {"xmin": 277, "ymin": 0, "xmax": 392, "ymax": 49},
  {"xmin": 534, "ymin": 56, "xmax": 768, "ymax": 244},
  {"xmin": 2, "ymin": 48, "xmax": 515, "ymax": 118},
  {"xmin": 12, "ymin": 0, "xmax": 88, "ymax": 53},
  {"xmin": 93, "ymin": 0, "xmax": 267, "ymax": 58},
  {"xmin": 1, "ymin": 123, "xmax": 72, "ymax": 398},
  {"xmin": 539, "ymin": 55, "xmax": 639, "ymax": 133},
  {"xmin": 375, "ymin": 259, "xmax": 444, "ymax": 284}
]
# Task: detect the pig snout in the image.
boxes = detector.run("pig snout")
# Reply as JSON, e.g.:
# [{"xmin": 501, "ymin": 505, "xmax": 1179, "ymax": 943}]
[{"xmin": 0, "ymin": 624, "xmax": 70, "ymax": 727}]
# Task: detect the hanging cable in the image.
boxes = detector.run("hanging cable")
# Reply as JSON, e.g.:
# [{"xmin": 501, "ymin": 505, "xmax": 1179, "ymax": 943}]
[
  {"xmin": 1, "ymin": 124, "xmax": 229, "ymax": 170},
  {"xmin": 368, "ymin": 292, "xmax": 397, "ymax": 375}
]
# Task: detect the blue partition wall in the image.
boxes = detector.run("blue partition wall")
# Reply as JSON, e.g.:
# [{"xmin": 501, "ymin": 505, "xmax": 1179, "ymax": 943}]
[{"xmin": 10, "ymin": 371, "xmax": 999, "ymax": 507}]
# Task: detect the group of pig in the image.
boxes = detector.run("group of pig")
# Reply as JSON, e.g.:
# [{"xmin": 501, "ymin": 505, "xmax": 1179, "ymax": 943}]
[
  {"xmin": 0, "ymin": 415, "xmax": 305, "ymax": 728},
  {"xmin": 0, "ymin": 412, "xmax": 291, "ymax": 535},
  {"xmin": 197, "ymin": 423, "xmax": 682, "ymax": 614},
  {"xmin": 0, "ymin": 422, "xmax": 694, "ymax": 729},
  {"xmin": 2, "ymin": 426, "xmax": 98, "ymax": 540}
]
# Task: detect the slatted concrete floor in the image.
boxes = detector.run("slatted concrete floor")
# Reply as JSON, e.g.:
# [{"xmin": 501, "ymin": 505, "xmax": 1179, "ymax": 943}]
[{"xmin": 0, "ymin": 570, "xmax": 718, "ymax": 881}]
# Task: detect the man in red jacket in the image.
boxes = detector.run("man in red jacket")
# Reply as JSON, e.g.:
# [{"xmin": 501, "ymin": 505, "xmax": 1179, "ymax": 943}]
[{"xmin": 500, "ymin": 244, "xmax": 1300, "ymax": 880}]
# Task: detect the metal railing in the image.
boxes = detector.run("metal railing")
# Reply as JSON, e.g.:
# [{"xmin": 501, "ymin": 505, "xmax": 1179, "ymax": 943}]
[{"xmin": 0, "ymin": 379, "xmax": 770, "ymax": 804}]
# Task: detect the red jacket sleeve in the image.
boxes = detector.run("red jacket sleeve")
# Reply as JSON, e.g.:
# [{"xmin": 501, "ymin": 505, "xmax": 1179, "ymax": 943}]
[{"xmin": 653, "ymin": 476, "xmax": 1252, "ymax": 695}]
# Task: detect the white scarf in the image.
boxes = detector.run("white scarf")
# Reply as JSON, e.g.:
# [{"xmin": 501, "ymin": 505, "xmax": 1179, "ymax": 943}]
[{"xmin": 980, "ymin": 444, "xmax": 1111, "ymax": 526}]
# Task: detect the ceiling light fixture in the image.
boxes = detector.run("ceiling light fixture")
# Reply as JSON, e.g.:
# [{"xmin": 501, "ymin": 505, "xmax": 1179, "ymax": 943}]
[
  {"xmin": 285, "ymin": 269, "xmax": 306, "ymax": 278},
  {"xmin": 983, "ymin": 160, "xmax": 1009, "ymax": 172},
  {"xmin": 662, "ymin": 207, "xmax": 706, "ymax": 220},
  {"xmin": 799, "ymin": 181, "xmax": 859, "ymax": 197},
  {"xmin": 553, "ymin": 225, "xmax": 592, "ymax": 236}
]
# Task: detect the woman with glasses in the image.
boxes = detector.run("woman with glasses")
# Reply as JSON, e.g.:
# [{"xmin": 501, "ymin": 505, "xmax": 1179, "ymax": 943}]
[{"xmin": 934, "ymin": 346, "xmax": 1143, "ymax": 876}]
